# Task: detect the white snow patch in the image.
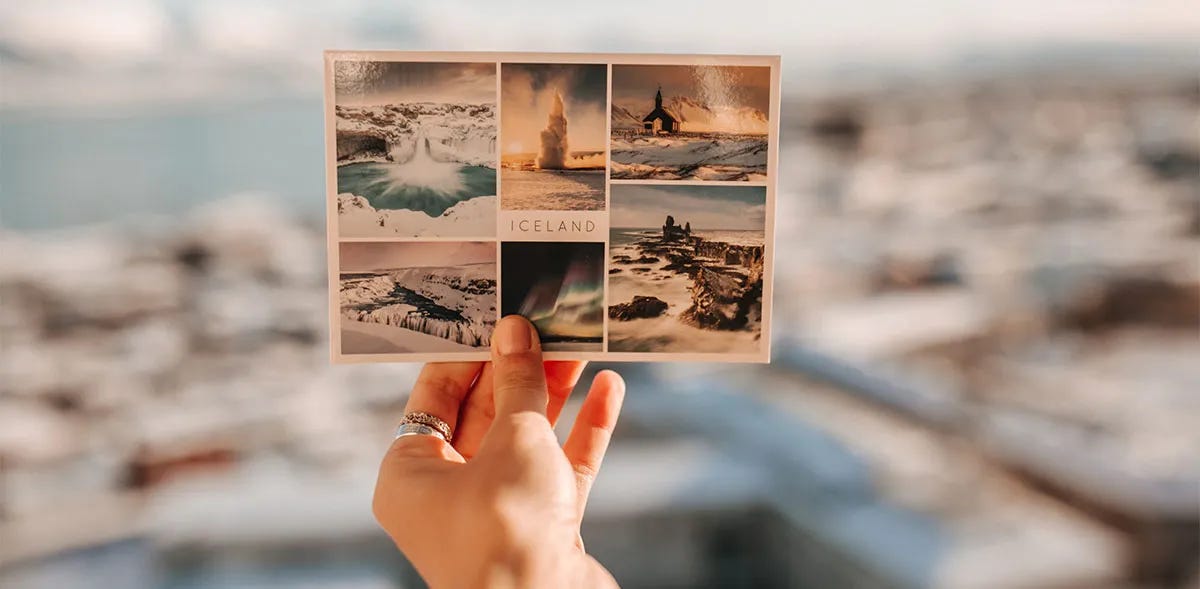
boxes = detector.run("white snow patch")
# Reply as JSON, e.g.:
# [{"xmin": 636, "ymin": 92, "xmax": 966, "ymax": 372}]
[{"xmin": 337, "ymin": 193, "xmax": 496, "ymax": 238}]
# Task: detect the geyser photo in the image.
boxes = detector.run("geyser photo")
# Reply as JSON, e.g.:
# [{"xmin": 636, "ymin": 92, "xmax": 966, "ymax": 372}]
[
  {"xmin": 333, "ymin": 61, "xmax": 497, "ymax": 237},
  {"xmin": 339, "ymin": 241, "xmax": 497, "ymax": 354},
  {"xmin": 610, "ymin": 64, "xmax": 770, "ymax": 181},
  {"xmin": 501, "ymin": 242, "xmax": 605, "ymax": 351},
  {"xmin": 608, "ymin": 184, "xmax": 765, "ymax": 352},
  {"xmin": 501, "ymin": 63, "xmax": 607, "ymax": 210}
]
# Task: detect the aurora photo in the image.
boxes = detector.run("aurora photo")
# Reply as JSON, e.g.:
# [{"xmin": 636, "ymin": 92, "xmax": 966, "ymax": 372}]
[{"xmin": 500, "ymin": 242, "xmax": 604, "ymax": 351}]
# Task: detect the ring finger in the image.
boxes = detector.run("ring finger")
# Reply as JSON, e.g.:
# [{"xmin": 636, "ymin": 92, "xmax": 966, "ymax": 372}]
[{"xmin": 398, "ymin": 362, "xmax": 484, "ymax": 448}]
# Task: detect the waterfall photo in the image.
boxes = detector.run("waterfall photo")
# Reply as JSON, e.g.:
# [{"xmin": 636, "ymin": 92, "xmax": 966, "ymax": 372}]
[
  {"xmin": 608, "ymin": 184, "xmax": 765, "ymax": 352},
  {"xmin": 338, "ymin": 241, "xmax": 497, "ymax": 355},
  {"xmin": 501, "ymin": 241, "xmax": 605, "ymax": 351},
  {"xmin": 333, "ymin": 61, "xmax": 497, "ymax": 238},
  {"xmin": 610, "ymin": 64, "xmax": 771, "ymax": 181},
  {"xmin": 500, "ymin": 63, "xmax": 607, "ymax": 211}
]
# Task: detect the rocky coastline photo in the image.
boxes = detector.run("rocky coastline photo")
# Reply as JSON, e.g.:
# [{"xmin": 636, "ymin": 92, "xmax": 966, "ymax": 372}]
[{"xmin": 608, "ymin": 184, "xmax": 766, "ymax": 352}]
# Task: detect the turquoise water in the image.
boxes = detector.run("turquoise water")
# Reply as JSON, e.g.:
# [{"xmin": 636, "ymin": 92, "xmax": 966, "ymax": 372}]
[{"xmin": 337, "ymin": 161, "xmax": 495, "ymax": 217}]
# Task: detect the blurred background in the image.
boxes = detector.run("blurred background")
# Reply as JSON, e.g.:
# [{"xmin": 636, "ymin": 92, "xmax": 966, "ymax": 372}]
[{"xmin": 1, "ymin": 1, "xmax": 1197, "ymax": 587}]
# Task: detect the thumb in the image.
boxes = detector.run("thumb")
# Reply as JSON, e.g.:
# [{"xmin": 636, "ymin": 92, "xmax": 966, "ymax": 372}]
[{"xmin": 490, "ymin": 315, "xmax": 548, "ymax": 417}]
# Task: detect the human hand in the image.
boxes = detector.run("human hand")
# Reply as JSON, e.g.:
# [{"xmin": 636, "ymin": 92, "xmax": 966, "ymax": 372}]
[{"xmin": 372, "ymin": 315, "xmax": 626, "ymax": 588}]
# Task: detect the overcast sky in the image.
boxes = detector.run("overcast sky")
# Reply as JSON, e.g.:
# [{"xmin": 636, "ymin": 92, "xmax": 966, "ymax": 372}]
[
  {"xmin": 340, "ymin": 241, "xmax": 495, "ymax": 272},
  {"xmin": 611, "ymin": 184, "xmax": 766, "ymax": 231},
  {"xmin": 334, "ymin": 61, "xmax": 494, "ymax": 106},
  {"xmin": 1, "ymin": 1, "xmax": 1196, "ymax": 111},
  {"xmin": 612, "ymin": 65, "xmax": 771, "ymax": 114}
]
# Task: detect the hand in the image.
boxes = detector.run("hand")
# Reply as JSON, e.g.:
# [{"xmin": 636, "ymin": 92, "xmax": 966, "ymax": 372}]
[{"xmin": 372, "ymin": 315, "xmax": 626, "ymax": 588}]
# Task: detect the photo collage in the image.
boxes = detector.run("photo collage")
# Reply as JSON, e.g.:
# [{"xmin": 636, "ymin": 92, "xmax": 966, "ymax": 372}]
[{"xmin": 326, "ymin": 52, "xmax": 778, "ymax": 362}]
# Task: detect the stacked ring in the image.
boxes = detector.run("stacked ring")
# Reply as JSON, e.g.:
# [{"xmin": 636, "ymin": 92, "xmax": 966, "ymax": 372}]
[
  {"xmin": 395, "ymin": 411, "xmax": 453, "ymax": 442},
  {"xmin": 394, "ymin": 422, "xmax": 446, "ymax": 442}
]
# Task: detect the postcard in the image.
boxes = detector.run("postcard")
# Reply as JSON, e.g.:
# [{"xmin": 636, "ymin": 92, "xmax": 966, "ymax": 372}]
[{"xmin": 326, "ymin": 51, "xmax": 780, "ymax": 363}]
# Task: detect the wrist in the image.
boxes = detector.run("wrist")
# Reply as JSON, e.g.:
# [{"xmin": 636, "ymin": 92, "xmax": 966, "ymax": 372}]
[{"xmin": 467, "ymin": 546, "xmax": 606, "ymax": 589}]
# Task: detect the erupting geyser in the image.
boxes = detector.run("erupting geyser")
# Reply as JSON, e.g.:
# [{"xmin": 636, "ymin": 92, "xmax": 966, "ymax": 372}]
[{"xmin": 536, "ymin": 91, "xmax": 569, "ymax": 169}]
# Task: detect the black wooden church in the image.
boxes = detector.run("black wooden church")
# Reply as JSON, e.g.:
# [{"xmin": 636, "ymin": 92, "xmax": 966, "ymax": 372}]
[{"xmin": 642, "ymin": 86, "xmax": 678, "ymax": 133}]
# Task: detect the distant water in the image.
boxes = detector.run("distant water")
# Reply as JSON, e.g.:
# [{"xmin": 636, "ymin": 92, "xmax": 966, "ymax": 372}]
[
  {"xmin": 691, "ymin": 229, "xmax": 765, "ymax": 247},
  {"xmin": 611, "ymin": 227, "xmax": 659, "ymax": 246},
  {"xmin": 338, "ymin": 161, "xmax": 495, "ymax": 216},
  {"xmin": 0, "ymin": 101, "xmax": 325, "ymax": 230},
  {"xmin": 611, "ymin": 227, "xmax": 764, "ymax": 247}
]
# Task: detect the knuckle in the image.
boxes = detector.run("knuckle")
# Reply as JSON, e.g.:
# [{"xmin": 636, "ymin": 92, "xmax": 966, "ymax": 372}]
[
  {"xmin": 487, "ymin": 413, "xmax": 555, "ymax": 456},
  {"xmin": 572, "ymin": 460, "xmax": 600, "ymax": 484},
  {"xmin": 413, "ymin": 374, "xmax": 462, "ymax": 408},
  {"xmin": 494, "ymin": 373, "xmax": 545, "ymax": 396}
]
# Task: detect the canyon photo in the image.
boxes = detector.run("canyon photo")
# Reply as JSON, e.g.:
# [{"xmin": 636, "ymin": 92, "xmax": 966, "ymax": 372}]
[
  {"xmin": 501, "ymin": 63, "xmax": 607, "ymax": 211},
  {"xmin": 333, "ymin": 61, "xmax": 497, "ymax": 237},
  {"xmin": 339, "ymin": 242, "xmax": 497, "ymax": 354}
]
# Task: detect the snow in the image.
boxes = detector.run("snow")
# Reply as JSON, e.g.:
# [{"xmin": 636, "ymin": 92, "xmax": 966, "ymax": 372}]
[
  {"xmin": 341, "ymin": 319, "xmax": 479, "ymax": 354},
  {"xmin": 337, "ymin": 193, "xmax": 495, "ymax": 238},
  {"xmin": 335, "ymin": 103, "xmax": 496, "ymax": 167},
  {"xmin": 611, "ymin": 104, "xmax": 643, "ymax": 131},
  {"xmin": 610, "ymin": 133, "xmax": 768, "ymax": 181},
  {"xmin": 338, "ymin": 263, "xmax": 496, "ymax": 351}
]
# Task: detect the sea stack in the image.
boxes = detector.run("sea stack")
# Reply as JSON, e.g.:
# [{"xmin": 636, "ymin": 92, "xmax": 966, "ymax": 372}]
[{"xmin": 662, "ymin": 215, "xmax": 691, "ymax": 242}]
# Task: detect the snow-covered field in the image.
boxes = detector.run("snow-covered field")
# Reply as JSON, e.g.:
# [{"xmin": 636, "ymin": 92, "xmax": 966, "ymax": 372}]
[
  {"xmin": 341, "ymin": 319, "xmax": 479, "ymax": 353},
  {"xmin": 338, "ymin": 194, "xmax": 495, "ymax": 238},
  {"xmin": 339, "ymin": 263, "xmax": 496, "ymax": 353},
  {"xmin": 609, "ymin": 133, "xmax": 767, "ymax": 181},
  {"xmin": 501, "ymin": 169, "xmax": 605, "ymax": 210}
]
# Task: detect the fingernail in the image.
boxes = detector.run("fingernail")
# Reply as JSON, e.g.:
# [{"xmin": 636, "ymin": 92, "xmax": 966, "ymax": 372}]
[{"xmin": 496, "ymin": 316, "xmax": 533, "ymax": 355}]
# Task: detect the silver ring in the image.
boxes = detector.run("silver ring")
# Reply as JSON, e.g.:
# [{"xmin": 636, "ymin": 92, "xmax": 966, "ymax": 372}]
[{"xmin": 394, "ymin": 422, "xmax": 448, "ymax": 443}]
